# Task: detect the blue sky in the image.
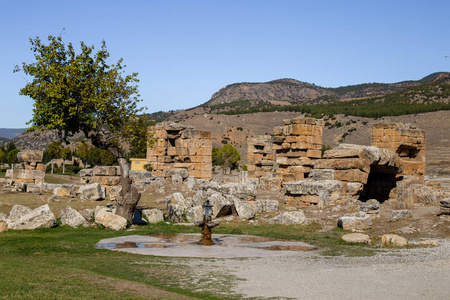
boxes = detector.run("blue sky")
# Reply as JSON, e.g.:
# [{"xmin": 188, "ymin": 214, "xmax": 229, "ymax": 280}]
[{"xmin": 1, "ymin": 0, "xmax": 449, "ymax": 128}]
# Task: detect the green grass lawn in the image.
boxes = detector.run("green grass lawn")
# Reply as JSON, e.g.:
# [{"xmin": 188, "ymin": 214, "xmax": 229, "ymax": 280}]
[{"xmin": 0, "ymin": 223, "xmax": 376, "ymax": 299}]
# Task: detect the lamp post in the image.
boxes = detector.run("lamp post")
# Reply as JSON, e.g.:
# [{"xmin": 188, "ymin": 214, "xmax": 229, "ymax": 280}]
[{"xmin": 194, "ymin": 199, "xmax": 220, "ymax": 245}]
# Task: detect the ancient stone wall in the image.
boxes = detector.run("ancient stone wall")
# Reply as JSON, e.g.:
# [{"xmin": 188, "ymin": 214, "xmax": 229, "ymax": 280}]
[
  {"xmin": 247, "ymin": 117, "xmax": 323, "ymax": 183},
  {"xmin": 247, "ymin": 135, "xmax": 275, "ymax": 177},
  {"xmin": 147, "ymin": 122, "xmax": 212, "ymax": 179},
  {"xmin": 284, "ymin": 144, "xmax": 402, "ymax": 207},
  {"xmin": 372, "ymin": 123, "xmax": 425, "ymax": 181},
  {"xmin": 80, "ymin": 166, "xmax": 121, "ymax": 193},
  {"xmin": 5, "ymin": 151, "xmax": 45, "ymax": 184}
]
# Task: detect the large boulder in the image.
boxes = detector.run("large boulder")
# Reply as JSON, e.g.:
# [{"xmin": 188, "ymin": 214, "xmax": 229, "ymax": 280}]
[
  {"xmin": 142, "ymin": 208, "xmax": 164, "ymax": 223},
  {"xmin": 9, "ymin": 204, "xmax": 32, "ymax": 223},
  {"xmin": 8, "ymin": 204, "xmax": 57, "ymax": 230},
  {"xmin": 59, "ymin": 206, "xmax": 89, "ymax": 227},
  {"xmin": 381, "ymin": 234, "xmax": 408, "ymax": 247},
  {"xmin": 95, "ymin": 208, "xmax": 127, "ymax": 230},
  {"xmin": 390, "ymin": 210, "xmax": 412, "ymax": 222},
  {"xmin": 79, "ymin": 183, "xmax": 103, "ymax": 201},
  {"xmin": 269, "ymin": 211, "xmax": 307, "ymax": 225},
  {"xmin": 166, "ymin": 168, "xmax": 189, "ymax": 180},
  {"xmin": 17, "ymin": 150, "xmax": 43, "ymax": 164},
  {"xmin": 186, "ymin": 205, "xmax": 203, "ymax": 223},
  {"xmin": 337, "ymin": 212, "xmax": 372, "ymax": 231},
  {"xmin": 233, "ymin": 199, "xmax": 257, "ymax": 220},
  {"xmin": 342, "ymin": 233, "xmax": 371, "ymax": 244}
]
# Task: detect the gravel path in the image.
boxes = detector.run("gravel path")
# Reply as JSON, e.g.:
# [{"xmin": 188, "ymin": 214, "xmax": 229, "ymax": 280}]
[{"xmin": 199, "ymin": 239, "xmax": 450, "ymax": 299}]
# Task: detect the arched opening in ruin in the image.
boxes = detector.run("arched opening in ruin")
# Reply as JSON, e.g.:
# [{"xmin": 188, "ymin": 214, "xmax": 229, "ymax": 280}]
[
  {"xmin": 359, "ymin": 164, "xmax": 399, "ymax": 203},
  {"xmin": 216, "ymin": 205, "xmax": 236, "ymax": 217}
]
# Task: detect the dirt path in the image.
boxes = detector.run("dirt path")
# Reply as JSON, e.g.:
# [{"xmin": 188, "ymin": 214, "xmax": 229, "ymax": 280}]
[{"xmin": 224, "ymin": 241, "xmax": 450, "ymax": 299}]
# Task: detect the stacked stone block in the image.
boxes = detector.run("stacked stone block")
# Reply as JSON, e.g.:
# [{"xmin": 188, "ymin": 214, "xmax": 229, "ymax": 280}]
[
  {"xmin": 284, "ymin": 144, "xmax": 402, "ymax": 207},
  {"xmin": 80, "ymin": 166, "xmax": 121, "ymax": 193},
  {"xmin": 147, "ymin": 122, "xmax": 212, "ymax": 179},
  {"xmin": 5, "ymin": 151, "xmax": 45, "ymax": 184},
  {"xmin": 272, "ymin": 117, "xmax": 323, "ymax": 182},
  {"xmin": 372, "ymin": 123, "xmax": 425, "ymax": 181},
  {"xmin": 247, "ymin": 135, "xmax": 275, "ymax": 177}
]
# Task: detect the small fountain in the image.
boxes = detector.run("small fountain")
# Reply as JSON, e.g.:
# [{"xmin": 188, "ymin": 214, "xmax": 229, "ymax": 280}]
[{"xmin": 194, "ymin": 200, "xmax": 220, "ymax": 245}]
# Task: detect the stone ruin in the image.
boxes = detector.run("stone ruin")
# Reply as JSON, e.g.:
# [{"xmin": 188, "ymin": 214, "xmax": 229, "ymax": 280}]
[
  {"xmin": 5, "ymin": 150, "xmax": 45, "ymax": 185},
  {"xmin": 372, "ymin": 123, "xmax": 426, "ymax": 181},
  {"xmin": 247, "ymin": 117, "xmax": 323, "ymax": 184},
  {"xmin": 285, "ymin": 144, "xmax": 402, "ymax": 207},
  {"xmin": 147, "ymin": 122, "xmax": 212, "ymax": 179},
  {"xmin": 246, "ymin": 117, "xmax": 439, "ymax": 209}
]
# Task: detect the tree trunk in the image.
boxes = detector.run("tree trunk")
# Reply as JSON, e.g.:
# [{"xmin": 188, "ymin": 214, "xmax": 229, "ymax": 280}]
[{"xmin": 115, "ymin": 157, "xmax": 141, "ymax": 223}]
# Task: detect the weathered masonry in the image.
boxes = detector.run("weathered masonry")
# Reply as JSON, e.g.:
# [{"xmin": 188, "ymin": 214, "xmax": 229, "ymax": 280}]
[
  {"xmin": 371, "ymin": 123, "xmax": 426, "ymax": 182},
  {"xmin": 146, "ymin": 122, "xmax": 212, "ymax": 179},
  {"xmin": 247, "ymin": 117, "xmax": 324, "ymax": 182}
]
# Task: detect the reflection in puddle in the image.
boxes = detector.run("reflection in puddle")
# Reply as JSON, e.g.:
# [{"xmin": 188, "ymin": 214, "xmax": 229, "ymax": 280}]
[{"xmin": 96, "ymin": 233, "xmax": 316, "ymax": 252}]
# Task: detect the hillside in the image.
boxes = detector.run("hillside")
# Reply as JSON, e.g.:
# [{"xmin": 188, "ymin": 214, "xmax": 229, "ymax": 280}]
[
  {"xmin": 0, "ymin": 128, "xmax": 26, "ymax": 140},
  {"xmin": 204, "ymin": 72, "xmax": 448, "ymax": 109}
]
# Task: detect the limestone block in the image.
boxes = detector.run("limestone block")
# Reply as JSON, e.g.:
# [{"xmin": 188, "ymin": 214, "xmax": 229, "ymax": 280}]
[
  {"xmin": 314, "ymin": 158, "xmax": 370, "ymax": 172},
  {"xmin": 342, "ymin": 233, "xmax": 371, "ymax": 244},
  {"xmin": 142, "ymin": 208, "xmax": 164, "ymax": 223},
  {"xmin": 381, "ymin": 234, "xmax": 408, "ymax": 247},
  {"xmin": 26, "ymin": 184, "xmax": 41, "ymax": 194},
  {"xmin": 9, "ymin": 205, "xmax": 32, "ymax": 223},
  {"xmin": 306, "ymin": 149, "xmax": 322, "ymax": 158},
  {"xmin": 93, "ymin": 166, "xmax": 120, "ymax": 176},
  {"xmin": 289, "ymin": 124, "xmax": 312, "ymax": 136},
  {"xmin": 80, "ymin": 169, "xmax": 93, "ymax": 178},
  {"xmin": 337, "ymin": 212, "xmax": 372, "ymax": 231},
  {"xmin": 186, "ymin": 205, "xmax": 203, "ymax": 222},
  {"xmin": 17, "ymin": 150, "xmax": 43, "ymax": 163},
  {"xmin": 389, "ymin": 210, "xmax": 412, "ymax": 222},
  {"xmin": 59, "ymin": 206, "xmax": 89, "ymax": 227},
  {"xmin": 334, "ymin": 169, "xmax": 369, "ymax": 183},
  {"xmin": 79, "ymin": 183, "xmax": 103, "ymax": 201},
  {"xmin": 309, "ymin": 169, "xmax": 335, "ymax": 180},
  {"xmin": 346, "ymin": 182, "xmax": 364, "ymax": 195},
  {"xmin": 54, "ymin": 187, "xmax": 75, "ymax": 197},
  {"xmin": 95, "ymin": 209, "xmax": 127, "ymax": 230},
  {"xmin": 269, "ymin": 211, "xmax": 307, "ymax": 225},
  {"xmin": 8, "ymin": 204, "xmax": 57, "ymax": 230},
  {"xmin": 233, "ymin": 199, "xmax": 256, "ymax": 219}
]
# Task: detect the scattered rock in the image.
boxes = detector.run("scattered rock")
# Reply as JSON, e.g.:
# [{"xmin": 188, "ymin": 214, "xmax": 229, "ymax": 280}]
[
  {"xmin": 26, "ymin": 184, "xmax": 42, "ymax": 194},
  {"xmin": 59, "ymin": 206, "xmax": 89, "ymax": 227},
  {"xmin": 341, "ymin": 233, "xmax": 371, "ymax": 244},
  {"xmin": 269, "ymin": 211, "xmax": 307, "ymax": 225},
  {"xmin": 9, "ymin": 204, "xmax": 32, "ymax": 223},
  {"xmin": 8, "ymin": 204, "xmax": 57, "ymax": 230},
  {"xmin": 185, "ymin": 205, "xmax": 203, "ymax": 222},
  {"xmin": 79, "ymin": 183, "xmax": 103, "ymax": 201},
  {"xmin": 54, "ymin": 187, "xmax": 75, "ymax": 197},
  {"xmin": 390, "ymin": 210, "xmax": 412, "ymax": 222},
  {"xmin": 337, "ymin": 212, "xmax": 372, "ymax": 231},
  {"xmin": 95, "ymin": 208, "xmax": 127, "ymax": 230},
  {"xmin": 142, "ymin": 208, "xmax": 164, "ymax": 223},
  {"xmin": 359, "ymin": 199, "xmax": 380, "ymax": 214},
  {"xmin": 381, "ymin": 234, "xmax": 408, "ymax": 247},
  {"xmin": 233, "ymin": 199, "xmax": 256, "ymax": 219}
]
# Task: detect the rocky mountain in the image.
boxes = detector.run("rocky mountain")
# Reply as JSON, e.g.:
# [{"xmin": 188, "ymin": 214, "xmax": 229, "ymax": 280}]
[{"xmin": 204, "ymin": 72, "xmax": 448, "ymax": 107}]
